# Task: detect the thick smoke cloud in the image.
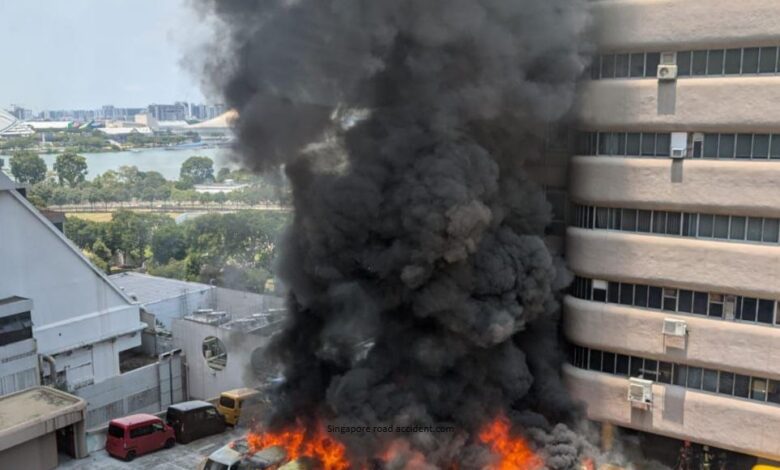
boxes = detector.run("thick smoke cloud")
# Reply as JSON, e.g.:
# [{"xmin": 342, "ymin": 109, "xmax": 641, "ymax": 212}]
[{"xmin": 197, "ymin": 0, "xmax": 592, "ymax": 467}]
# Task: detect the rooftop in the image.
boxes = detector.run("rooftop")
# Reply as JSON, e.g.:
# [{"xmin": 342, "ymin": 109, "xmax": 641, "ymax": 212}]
[
  {"xmin": 109, "ymin": 413, "xmax": 161, "ymax": 427},
  {"xmin": 109, "ymin": 272, "xmax": 214, "ymax": 305},
  {"xmin": 0, "ymin": 387, "xmax": 85, "ymax": 449},
  {"xmin": 168, "ymin": 400, "xmax": 213, "ymax": 412}
]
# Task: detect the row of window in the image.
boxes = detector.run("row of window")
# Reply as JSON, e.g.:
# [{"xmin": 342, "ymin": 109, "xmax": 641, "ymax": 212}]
[
  {"xmin": 569, "ymin": 345, "xmax": 780, "ymax": 405},
  {"xmin": 0, "ymin": 312, "xmax": 33, "ymax": 347},
  {"xmin": 573, "ymin": 205, "xmax": 780, "ymax": 244},
  {"xmin": 590, "ymin": 47, "xmax": 780, "ymax": 80},
  {"xmin": 570, "ymin": 276, "xmax": 780, "ymax": 326},
  {"xmin": 577, "ymin": 132, "xmax": 780, "ymax": 160}
]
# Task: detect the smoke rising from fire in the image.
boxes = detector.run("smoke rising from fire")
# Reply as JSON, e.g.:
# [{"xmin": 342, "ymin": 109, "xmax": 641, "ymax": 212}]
[{"xmin": 197, "ymin": 0, "xmax": 592, "ymax": 467}]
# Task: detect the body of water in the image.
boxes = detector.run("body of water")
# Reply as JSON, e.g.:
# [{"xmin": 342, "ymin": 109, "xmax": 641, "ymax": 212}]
[{"xmin": 3, "ymin": 147, "xmax": 235, "ymax": 181}]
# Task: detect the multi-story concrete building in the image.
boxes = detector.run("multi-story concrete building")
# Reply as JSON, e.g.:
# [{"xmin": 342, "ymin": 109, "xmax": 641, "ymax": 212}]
[{"xmin": 562, "ymin": 0, "xmax": 780, "ymax": 463}]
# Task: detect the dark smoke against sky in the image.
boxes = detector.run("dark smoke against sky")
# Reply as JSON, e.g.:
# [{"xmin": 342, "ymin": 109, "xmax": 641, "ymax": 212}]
[{"xmin": 195, "ymin": 0, "xmax": 592, "ymax": 467}]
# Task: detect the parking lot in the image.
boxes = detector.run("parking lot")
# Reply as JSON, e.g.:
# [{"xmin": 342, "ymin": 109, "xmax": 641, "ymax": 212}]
[{"xmin": 58, "ymin": 427, "xmax": 246, "ymax": 470}]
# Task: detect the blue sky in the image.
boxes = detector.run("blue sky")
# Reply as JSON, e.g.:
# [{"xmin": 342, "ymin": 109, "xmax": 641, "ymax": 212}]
[{"xmin": 0, "ymin": 0, "xmax": 214, "ymax": 110}]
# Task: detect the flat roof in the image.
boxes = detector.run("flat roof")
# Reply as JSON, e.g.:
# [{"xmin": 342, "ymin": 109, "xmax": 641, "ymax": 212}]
[
  {"xmin": 0, "ymin": 387, "xmax": 85, "ymax": 451},
  {"xmin": 109, "ymin": 272, "xmax": 213, "ymax": 305}
]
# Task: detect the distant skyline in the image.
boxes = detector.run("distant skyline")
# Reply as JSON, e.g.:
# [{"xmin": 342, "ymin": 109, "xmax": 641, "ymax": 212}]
[{"xmin": 0, "ymin": 0, "xmax": 217, "ymax": 111}]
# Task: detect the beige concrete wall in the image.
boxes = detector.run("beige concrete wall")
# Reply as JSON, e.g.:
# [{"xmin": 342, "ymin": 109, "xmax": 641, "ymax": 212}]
[
  {"xmin": 591, "ymin": 0, "xmax": 780, "ymax": 51},
  {"xmin": 0, "ymin": 432, "xmax": 58, "ymax": 470},
  {"xmin": 564, "ymin": 296, "xmax": 780, "ymax": 379},
  {"xmin": 576, "ymin": 77, "xmax": 780, "ymax": 132},
  {"xmin": 567, "ymin": 227, "xmax": 780, "ymax": 299},
  {"xmin": 563, "ymin": 364, "xmax": 780, "ymax": 461},
  {"xmin": 570, "ymin": 157, "xmax": 780, "ymax": 217}
]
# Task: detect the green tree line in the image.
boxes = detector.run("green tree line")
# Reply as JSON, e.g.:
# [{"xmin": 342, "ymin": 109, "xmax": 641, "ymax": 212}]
[{"xmin": 65, "ymin": 210, "xmax": 289, "ymax": 294}]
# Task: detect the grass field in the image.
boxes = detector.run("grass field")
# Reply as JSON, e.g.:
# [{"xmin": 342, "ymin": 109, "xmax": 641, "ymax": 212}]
[{"xmin": 66, "ymin": 212, "xmax": 183, "ymax": 222}]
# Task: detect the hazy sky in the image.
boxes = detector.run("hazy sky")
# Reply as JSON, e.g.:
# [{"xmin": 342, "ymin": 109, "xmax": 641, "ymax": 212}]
[{"xmin": 0, "ymin": 0, "xmax": 215, "ymax": 111}]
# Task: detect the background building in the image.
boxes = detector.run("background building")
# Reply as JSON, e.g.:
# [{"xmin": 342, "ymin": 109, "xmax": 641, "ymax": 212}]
[{"xmin": 563, "ymin": 0, "xmax": 780, "ymax": 463}]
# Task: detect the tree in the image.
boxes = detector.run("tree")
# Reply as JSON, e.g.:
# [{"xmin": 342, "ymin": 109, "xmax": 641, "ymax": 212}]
[
  {"xmin": 10, "ymin": 151, "xmax": 47, "ymax": 184},
  {"xmin": 180, "ymin": 156, "xmax": 214, "ymax": 185},
  {"xmin": 92, "ymin": 239, "xmax": 112, "ymax": 273},
  {"xmin": 216, "ymin": 167, "xmax": 231, "ymax": 183},
  {"xmin": 53, "ymin": 152, "xmax": 88, "ymax": 187},
  {"xmin": 151, "ymin": 224, "xmax": 188, "ymax": 264}
]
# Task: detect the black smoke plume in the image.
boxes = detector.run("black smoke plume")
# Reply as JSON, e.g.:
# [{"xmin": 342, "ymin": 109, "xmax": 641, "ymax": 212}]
[{"xmin": 197, "ymin": 0, "xmax": 592, "ymax": 467}]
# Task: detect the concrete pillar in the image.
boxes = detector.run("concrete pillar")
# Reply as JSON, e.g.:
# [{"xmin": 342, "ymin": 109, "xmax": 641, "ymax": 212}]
[{"xmin": 73, "ymin": 419, "xmax": 88, "ymax": 458}]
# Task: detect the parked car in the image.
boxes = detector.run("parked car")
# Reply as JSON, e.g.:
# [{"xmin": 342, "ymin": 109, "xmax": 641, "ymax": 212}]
[
  {"xmin": 217, "ymin": 387, "xmax": 264, "ymax": 426},
  {"xmin": 106, "ymin": 413, "xmax": 175, "ymax": 461},
  {"xmin": 166, "ymin": 400, "xmax": 227, "ymax": 444},
  {"xmin": 202, "ymin": 440, "xmax": 290, "ymax": 470}
]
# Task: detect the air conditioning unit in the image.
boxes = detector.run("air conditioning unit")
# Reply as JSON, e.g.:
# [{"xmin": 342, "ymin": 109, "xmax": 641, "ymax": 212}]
[
  {"xmin": 671, "ymin": 148, "xmax": 685, "ymax": 159},
  {"xmin": 660, "ymin": 52, "xmax": 677, "ymax": 65},
  {"xmin": 662, "ymin": 318, "xmax": 687, "ymax": 337},
  {"xmin": 657, "ymin": 64, "xmax": 678, "ymax": 81},
  {"xmin": 724, "ymin": 295, "xmax": 736, "ymax": 321},
  {"xmin": 670, "ymin": 132, "xmax": 688, "ymax": 159},
  {"xmin": 628, "ymin": 377, "xmax": 653, "ymax": 407}
]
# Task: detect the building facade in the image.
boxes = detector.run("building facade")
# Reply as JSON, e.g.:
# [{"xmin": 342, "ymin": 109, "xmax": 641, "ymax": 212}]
[{"xmin": 562, "ymin": 0, "xmax": 780, "ymax": 462}]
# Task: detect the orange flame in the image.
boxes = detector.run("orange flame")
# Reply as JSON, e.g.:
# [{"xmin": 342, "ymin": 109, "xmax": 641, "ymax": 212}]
[
  {"xmin": 247, "ymin": 420, "xmax": 350, "ymax": 470},
  {"xmin": 478, "ymin": 415, "xmax": 544, "ymax": 470}
]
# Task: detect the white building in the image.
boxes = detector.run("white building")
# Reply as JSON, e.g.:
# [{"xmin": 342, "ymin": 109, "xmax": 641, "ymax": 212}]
[
  {"xmin": 0, "ymin": 109, "xmax": 33, "ymax": 138},
  {"xmin": 0, "ymin": 172, "xmax": 144, "ymax": 392}
]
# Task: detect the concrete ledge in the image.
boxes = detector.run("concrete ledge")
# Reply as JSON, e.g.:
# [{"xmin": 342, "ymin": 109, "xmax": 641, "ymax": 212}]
[
  {"xmin": 563, "ymin": 295, "xmax": 780, "ymax": 379},
  {"xmin": 570, "ymin": 156, "xmax": 780, "ymax": 218},
  {"xmin": 563, "ymin": 364, "xmax": 780, "ymax": 461},
  {"xmin": 566, "ymin": 227, "xmax": 780, "ymax": 299},
  {"xmin": 575, "ymin": 77, "xmax": 780, "ymax": 132}
]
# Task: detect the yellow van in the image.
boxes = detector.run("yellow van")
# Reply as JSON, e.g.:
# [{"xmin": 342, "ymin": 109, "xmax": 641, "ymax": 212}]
[{"xmin": 217, "ymin": 388, "xmax": 261, "ymax": 426}]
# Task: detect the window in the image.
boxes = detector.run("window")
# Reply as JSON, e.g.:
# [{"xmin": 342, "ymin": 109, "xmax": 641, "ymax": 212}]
[
  {"xmin": 595, "ymin": 207, "xmax": 609, "ymax": 229},
  {"xmin": 736, "ymin": 134, "xmax": 752, "ymax": 159},
  {"xmin": 590, "ymin": 57, "xmax": 601, "ymax": 79},
  {"xmin": 724, "ymin": 48, "xmax": 742, "ymax": 74},
  {"xmin": 693, "ymin": 292, "xmax": 709, "ymax": 315},
  {"xmin": 735, "ymin": 375, "xmax": 751, "ymax": 398},
  {"xmin": 759, "ymin": 47, "xmax": 778, "ymax": 73},
  {"xmin": 687, "ymin": 367, "xmax": 703, "ymax": 389},
  {"xmin": 620, "ymin": 284, "xmax": 634, "ymax": 306},
  {"xmin": 730, "ymin": 216, "xmax": 746, "ymax": 240},
  {"xmin": 683, "ymin": 213, "xmax": 697, "ymax": 236},
  {"xmin": 749, "ymin": 134, "xmax": 768, "ymax": 159},
  {"xmin": 621, "ymin": 209, "xmax": 637, "ymax": 231},
  {"xmin": 658, "ymin": 362, "xmax": 673, "ymax": 384},
  {"xmin": 718, "ymin": 134, "xmax": 735, "ymax": 158},
  {"xmin": 220, "ymin": 396, "xmax": 236, "ymax": 409},
  {"xmin": 634, "ymin": 284, "xmax": 649, "ymax": 308},
  {"xmin": 703, "ymin": 134, "xmax": 719, "ymax": 158},
  {"xmin": 645, "ymin": 53, "xmax": 660, "ymax": 78},
  {"xmin": 703, "ymin": 369, "xmax": 718, "ymax": 392},
  {"xmin": 108, "ymin": 425, "xmax": 125, "ymax": 438},
  {"xmin": 719, "ymin": 372, "xmax": 734, "ymax": 395},
  {"xmin": 630, "ymin": 53, "xmax": 645, "ymax": 77},
  {"xmin": 601, "ymin": 54, "xmax": 615, "ymax": 79},
  {"xmin": 643, "ymin": 359, "xmax": 658, "ymax": 381},
  {"xmin": 652, "ymin": 211, "xmax": 667, "ymax": 234},
  {"xmin": 0, "ymin": 312, "xmax": 34, "ymax": 347},
  {"xmin": 751, "ymin": 378, "xmax": 768, "ymax": 401},
  {"xmin": 707, "ymin": 49, "xmax": 725, "ymax": 75},
  {"xmin": 709, "ymin": 294, "xmax": 724, "ymax": 318},
  {"xmin": 656, "ymin": 133, "xmax": 671, "ymax": 156},
  {"xmin": 742, "ymin": 297, "xmax": 758, "ymax": 322},
  {"xmin": 608, "ymin": 282, "xmax": 620, "ymax": 303},
  {"xmin": 743, "ymin": 48, "xmax": 760, "ymax": 73},
  {"xmin": 677, "ymin": 51, "xmax": 692, "ymax": 76},
  {"xmin": 615, "ymin": 54, "xmax": 629, "ymax": 78},
  {"xmin": 616, "ymin": 354, "xmax": 629, "ymax": 375},
  {"xmin": 637, "ymin": 210, "xmax": 652, "ymax": 232},
  {"xmin": 673, "ymin": 364, "xmax": 687, "ymax": 386},
  {"xmin": 772, "ymin": 135, "xmax": 780, "ymax": 159},
  {"xmin": 678, "ymin": 290, "xmax": 693, "ymax": 313},
  {"xmin": 758, "ymin": 299, "xmax": 775, "ymax": 324},
  {"xmin": 692, "ymin": 50, "xmax": 707, "ymax": 75},
  {"xmin": 648, "ymin": 286, "xmax": 663, "ymax": 309},
  {"xmin": 769, "ymin": 380, "xmax": 780, "ymax": 404},
  {"xmin": 747, "ymin": 217, "xmax": 763, "ymax": 241},
  {"xmin": 698, "ymin": 214, "xmax": 714, "ymax": 237},
  {"xmin": 626, "ymin": 133, "xmax": 641, "ymax": 155},
  {"xmin": 641, "ymin": 133, "xmax": 656, "ymax": 156},
  {"xmin": 205, "ymin": 408, "xmax": 218, "ymax": 418},
  {"xmin": 589, "ymin": 350, "xmax": 602, "ymax": 370},
  {"xmin": 630, "ymin": 356, "xmax": 643, "ymax": 378},
  {"xmin": 609, "ymin": 208, "xmax": 622, "ymax": 230},
  {"xmin": 602, "ymin": 352, "xmax": 616, "ymax": 373},
  {"xmin": 666, "ymin": 212, "xmax": 681, "ymax": 235},
  {"xmin": 592, "ymin": 280, "xmax": 607, "ymax": 302},
  {"xmin": 130, "ymin": 425, "xmax": 154, "ymax": 438},
  {"xmin": 662, "ymin": 288, "xmax": 677, "ymax": 312},
  {"xmin": 763, "ymin": 218, "xmax": 779, "ymax": 243},
  {"xmin": 714, "ymin": 215, "xmax": 729, "ymax": 239}
]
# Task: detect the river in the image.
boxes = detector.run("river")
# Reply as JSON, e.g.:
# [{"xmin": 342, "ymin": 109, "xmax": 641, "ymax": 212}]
[{"xmin": 2, "ymin": 147, "xmax": 235, "ymax": 181}]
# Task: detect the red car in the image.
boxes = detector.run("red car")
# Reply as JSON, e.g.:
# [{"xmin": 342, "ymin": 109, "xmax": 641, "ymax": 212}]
[{"xmin": 106, "ymin": 413, "xmax": 176, "ymax": 461}]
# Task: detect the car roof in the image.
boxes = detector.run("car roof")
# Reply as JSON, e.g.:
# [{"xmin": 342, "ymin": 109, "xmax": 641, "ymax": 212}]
[
  {"xmin": 207, "ymin": 444, "xmax": 242, "ymax": 465},
  {"xmin": 221, "ymin": 388, "xmax": 259, "ymax": 399},
  {"xmin": 167, "ymin": 400, "xmax": 214, "ymax": 412},
  {"xmin": 109, "ymin": 413, "xmax": 161, "ymax": 427}
]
